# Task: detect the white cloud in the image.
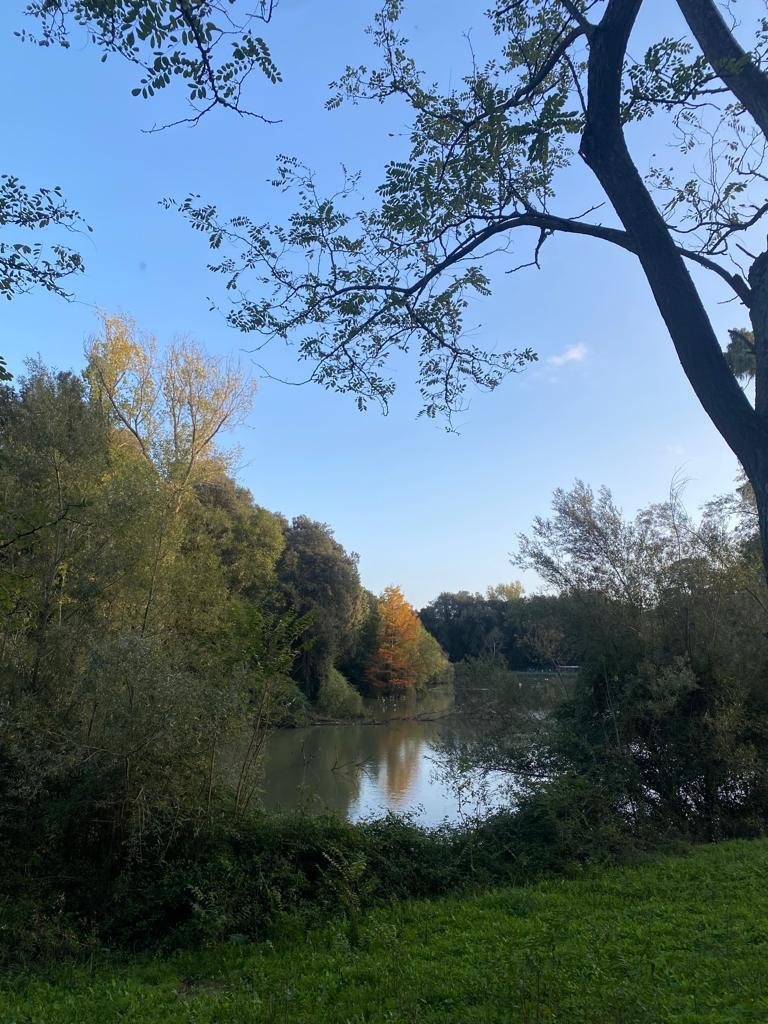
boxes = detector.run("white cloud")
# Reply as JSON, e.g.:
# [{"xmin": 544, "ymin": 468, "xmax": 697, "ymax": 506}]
[{"xmin": 548, "ymin": 343, "xmax": 587, "ymax": 366}]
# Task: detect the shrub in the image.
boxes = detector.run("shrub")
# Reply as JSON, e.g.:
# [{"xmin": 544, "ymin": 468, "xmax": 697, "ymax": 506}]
[
  {"xmin": 315, "ymin": 669, "xmax": 365, "ymax": 719},
  {"xmin": 0, "ymin": 780, "xmax": 722, "ymax": 964},
  {"xmin": 264, "ymin": 673, "xmax": 311, "ymax": 727}
]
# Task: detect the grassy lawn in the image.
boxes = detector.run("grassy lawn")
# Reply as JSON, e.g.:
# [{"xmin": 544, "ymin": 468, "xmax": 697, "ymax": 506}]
[{"xmin": 2, "ymin": 839, "xmax": 767, "ymax": 1023}]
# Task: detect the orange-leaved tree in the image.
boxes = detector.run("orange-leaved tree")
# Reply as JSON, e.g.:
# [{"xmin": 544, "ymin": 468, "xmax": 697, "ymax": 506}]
[{"xmin": 365, "ymin": 585, "xmax": 422, "ymax": 694}]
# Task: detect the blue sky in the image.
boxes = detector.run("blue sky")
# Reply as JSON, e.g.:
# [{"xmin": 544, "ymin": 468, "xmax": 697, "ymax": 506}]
[{"xmin": 2, "ymin": 0, "xmax": 749, "ymax": 607}]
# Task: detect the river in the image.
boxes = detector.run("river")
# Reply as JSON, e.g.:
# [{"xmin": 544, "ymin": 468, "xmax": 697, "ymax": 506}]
[{"xmin": 258, "ymin": 689, "xmax": 515, "ymax": 826}]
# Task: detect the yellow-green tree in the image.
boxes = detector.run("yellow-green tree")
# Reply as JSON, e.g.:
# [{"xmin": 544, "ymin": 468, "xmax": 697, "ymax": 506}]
[
  {"xmin": 85, "ymin": 313, "xmax": 257, "ymax": 632},
  {"xmin": 86, "ymin": 313, "xmax": 255, "ymax": 496},
  {"xmin": 366, "ymin": 586, "xmax": 450, "ymax": 694},
  {"xmin": 0, "ymin": 349, "xmax": 296, "ymax": 866}
]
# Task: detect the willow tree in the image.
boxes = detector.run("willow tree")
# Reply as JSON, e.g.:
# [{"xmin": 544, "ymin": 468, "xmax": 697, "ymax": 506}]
[{"xmin": 172, "ymin": 0, "xmax": 768, "ymax": 575}]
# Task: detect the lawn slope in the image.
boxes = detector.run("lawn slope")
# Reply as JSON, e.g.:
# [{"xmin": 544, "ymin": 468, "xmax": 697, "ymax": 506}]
[{"xmin": 3, "ymin": 839, "xmax": 767, "ymax": 1023}]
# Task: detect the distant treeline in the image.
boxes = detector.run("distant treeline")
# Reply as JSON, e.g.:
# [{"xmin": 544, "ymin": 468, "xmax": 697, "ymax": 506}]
[{"xmin": 420, "ymin": 585, "xmax": 583, "ymax": 671}]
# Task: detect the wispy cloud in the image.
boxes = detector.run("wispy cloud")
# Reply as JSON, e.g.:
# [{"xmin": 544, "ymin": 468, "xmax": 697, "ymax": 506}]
[
  {"xmin": 665, "ymin": 443, "xmax": 686, "ymax": 459},
  {"xmin": 548, "ymin": 343, "xmax": 587, "ymax": 366}
]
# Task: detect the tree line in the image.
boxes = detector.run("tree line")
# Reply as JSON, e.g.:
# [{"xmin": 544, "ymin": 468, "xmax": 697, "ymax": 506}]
[
  {"xmin": 0, "ymin": 315, "xmax": 450, "ymax": 877},
  {"xmin": 419, "ymin": 582, "xmax": 585, "ymax": 671}
]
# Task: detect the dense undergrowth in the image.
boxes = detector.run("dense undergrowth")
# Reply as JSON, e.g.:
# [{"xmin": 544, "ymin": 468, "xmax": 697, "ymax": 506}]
[
  {"xmin": 3, "ymin": 839, "xmax": 767, "ymax": 1023},
  {"xmin": 0, "ymin": 788, "xmax": 667, "ymax": 967}
]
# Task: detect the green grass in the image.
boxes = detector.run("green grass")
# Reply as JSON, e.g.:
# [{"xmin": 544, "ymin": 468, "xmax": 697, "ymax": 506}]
[{"xmin": 3, "ymin": 839, "xmax": 768, "ymax": 1023}]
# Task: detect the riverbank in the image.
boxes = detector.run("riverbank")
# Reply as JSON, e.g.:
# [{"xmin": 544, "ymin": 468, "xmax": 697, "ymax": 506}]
[
  {"xmin": 4, "ymin": 839, "xmax": 766, "ymax": 1022},
  {"xmin": 309, "ymin": 682, "xmax": 457, "ymax": 727}
]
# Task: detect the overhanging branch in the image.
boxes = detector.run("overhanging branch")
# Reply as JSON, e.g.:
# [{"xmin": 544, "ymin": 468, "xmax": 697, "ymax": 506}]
[{"xmin": 391, "ymin": 210, "xmax": 753, "ymax": 308}]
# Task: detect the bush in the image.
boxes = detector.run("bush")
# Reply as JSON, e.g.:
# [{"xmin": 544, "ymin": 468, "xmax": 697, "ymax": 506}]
[
  {"xmin": 264, "ymin": 673, "xmax": 311, "ymax": 727},
  {"xmin": 315, "ymin": 669, "xmax": 365, "ymax": 719},
  {"xmin": 91, "ymin": 792, "xmax": 668, "ymax": 953},
  {"xmin": 0, "ymin": 893, "xmax": 99, "ymax": 969},
  {"xmin": 0, "ymin": 789, "xmax": 703, "ymax": 966},
  {"xmin": 94, "ymin": 812, "xmax": 456, "ymax": 950}
]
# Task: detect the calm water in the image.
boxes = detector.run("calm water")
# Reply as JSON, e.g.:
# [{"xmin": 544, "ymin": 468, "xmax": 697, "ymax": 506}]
[{"xmin": 260, "ymin": 712, "xmax": 509, "ymax": 826}]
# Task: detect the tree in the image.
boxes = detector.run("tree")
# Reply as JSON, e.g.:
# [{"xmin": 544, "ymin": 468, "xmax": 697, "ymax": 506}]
[
  {"xmin": 364, "ymin": 589, "xmax": 454, "ymax": 692},
  {"xmin": 172, "ymin": 0, "xmax": 768, "ymax": 580},
  {"xmin": 420, "ymin": 590, "xmax": 504, "ymax": 663},
  {"xmin": 444, "ymin": 480, "xmax": 768, "ymax": 842},
  {"xmin": 486, "ymin": 582, "xmax": 524, "ymax": 603},
  {"xmin": 0, "ymin": 363, "xmax": 110, "ymax": 679},
  {"xmin": 192, "ymin": 471, "xmax": 286, "ymax": 603},
  {"xmin": 413, "ymin": 625, "xmax": 453, "ymax": 689},
  {"xmin": 338, "ymin": 586, "xmax": 381, "ymax": 686},
  {"xmin": 84, "ymin": 313, "xmax": 256, "ymax": 632},
  {"xmin": 366, "ymin": 585, "xmax": 423, "ymax": 693},
  {"xmin": 86, "ymin": 313, "xmax": 256, "ymax": 497},
  {"xmin": 420, "ymin": 586, "xmax": 577, "ymax": 669},
  {"xmin": 514, "ymin": 480, "xmax": 768, "ymax": 840},
  {"xmin": 726, "ymin": 328, "xmax": 757, "ymax": 383},
  {"xmin": 0, "ymin": 353, "xmax": 298, "ymax": 871},
  {"xmin": 277, "ymin": 515, "xmax": 362, "ymax": 699}
]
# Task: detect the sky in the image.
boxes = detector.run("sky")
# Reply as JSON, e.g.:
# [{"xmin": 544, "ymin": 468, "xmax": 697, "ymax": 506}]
[{"xmin": 2, "ymin": 0, "xmax": 753, "ymax": 608}]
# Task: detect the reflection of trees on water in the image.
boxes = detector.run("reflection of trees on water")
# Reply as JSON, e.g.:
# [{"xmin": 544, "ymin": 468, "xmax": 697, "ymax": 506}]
[
  {"xmin": 261, "ymin": 724, "xmax": 366, "ymax": 817},
  {"xmin": 261, "ymin": 719, "xmax": 437, "ymax": 818},
  {"xmin": 379, "ymin": 726, "xmax": 423, "ymax": 805}
]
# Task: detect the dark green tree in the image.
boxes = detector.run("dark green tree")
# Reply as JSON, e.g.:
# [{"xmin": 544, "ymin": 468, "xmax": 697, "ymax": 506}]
[
  {"xmin": 420, "ymin": 587, "xmax": 575, "ymax": 670},
  {"xmin": 277, "ymin": 515, "xmax": 362, "ymax": 699},
  {"xmin": 514, "ymin": 481, "xmax": 768, "ymax": 841},
  {"xmin": 726, "ymin": 328, "xmax": 756, "ymax": 382},
  {"xmin": 192, "ymin": 472, "xmax": 286, "ymax": 603},
  {"xmin": 0, "ymin": 353, "xmax": 298, "ymax": 876}
]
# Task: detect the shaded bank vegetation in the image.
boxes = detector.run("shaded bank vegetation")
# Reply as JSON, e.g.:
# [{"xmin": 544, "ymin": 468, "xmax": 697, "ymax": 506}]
[{"xmin": 4, "ymin": 840, "xmax": 766, "ymax": 1024}]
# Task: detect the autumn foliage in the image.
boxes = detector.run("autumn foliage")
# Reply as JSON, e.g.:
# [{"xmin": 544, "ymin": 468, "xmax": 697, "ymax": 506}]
[{"xmin": 365, "ymin": 585, "xmax": 449, "ymax": 694}]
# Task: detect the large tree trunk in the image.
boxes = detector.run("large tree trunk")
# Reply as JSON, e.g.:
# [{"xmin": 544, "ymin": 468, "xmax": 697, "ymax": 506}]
[
  {"xmin": 579, "ymin": 0, "xmax": 768, "ymax": 575},
  {"xmin": 748, "ymin": 253, "xmax": 768, "ymax": 581},
  {"xmin": 673, "ymin": 0, "xmax": 768, "ymax": 582},
  {"xmin": 752, "ymin": 466, "xmax": 768, "ymax": 584}
]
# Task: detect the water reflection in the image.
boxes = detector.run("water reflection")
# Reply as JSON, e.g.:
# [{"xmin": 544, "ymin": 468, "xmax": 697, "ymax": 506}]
[{"xmin": 260, "ymin": 715, "xmax": 497, "ymax": 826}]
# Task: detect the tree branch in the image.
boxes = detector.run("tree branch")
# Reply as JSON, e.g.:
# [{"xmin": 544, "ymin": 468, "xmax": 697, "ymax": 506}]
[
  {"xmin": 0, "ymin": 506, "xmax": 73, "ymax": 551},
  {"xmin": 676, "ymin": 0, "xmax": 768, "ymax": 138}
]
